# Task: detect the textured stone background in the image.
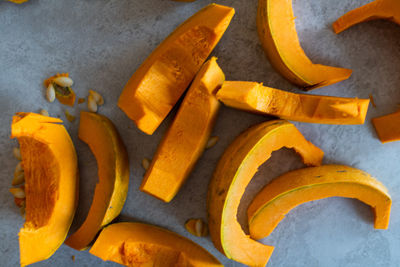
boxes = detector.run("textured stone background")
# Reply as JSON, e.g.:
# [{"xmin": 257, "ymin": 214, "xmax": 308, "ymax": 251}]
[{"xmin": 1, "ymin": 0, "xmax": 400, "ymax": 266}]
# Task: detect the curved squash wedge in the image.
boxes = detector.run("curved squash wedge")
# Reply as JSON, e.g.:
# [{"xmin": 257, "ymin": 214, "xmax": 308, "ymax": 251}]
[
  {"xmin": 11, "ymin": 113, "xmax": 78, "ymax": 266},
  {"xmin": 217, "ymin": 81, "xmax": 370, "ymax": 124},
  {"xmin": 66, "ymin": 112, "xmax": 129, "ymax": 250},
  {"xmin": 333, "ymin": 0, "xmax": 400, "ymax": 34},
  {"xmin": 257, "ymin": 0, "xmax": 352, "ymax": 90},
  {"xmin": 141, "ymin": 57, "xmax": 224, "ymax": 202},
  {"xmin": 248, "ymin": 165, "xmax": 391, "ymax": 241},
  {"xmin": 118, "ymin": 3, "xmax": 234, "ymax": 135},
  {"xmin": 90, "ymin": 222, "xmax": 222, "ymax": 266},
  {"xmin": 207, "ymin": 120, "xmax": 323, "ymax": 266}
]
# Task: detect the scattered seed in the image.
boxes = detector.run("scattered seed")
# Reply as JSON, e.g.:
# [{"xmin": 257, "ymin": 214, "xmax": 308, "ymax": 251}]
[
  {"xmin": 14, "ymin": 197, "xmax": 25, "ymax": 208},
  {"xmin": 12, "ymin": 169, "xmax": 25, "ymax": 186},
  {"xmin": 19, "ymin": 202, "xmax": 26, "ymax": 218},
  {"xmin": 78, "ymin": 98, "xmax": 85, "ymax": 104},
  {"xmin": 206, "ymin": 136, "xmax": 219, "ymax": 149},
  {"xmin": 53, "ymin": 76, "xmax": 73, "ymax": 87},
  {"xmin": 369, "ymin": 94, "xmax": 376, "ymax": 108},
  {"xmin": 87, "ymin": 94, "xmax": 98, "ymax": 113},
  {"xmin": 142, "ymin": 158, "xmax": 150, "ymax": 171},
  {"xmin": 46, "ymin": 83, "xmax": 56, "ymax": 102},
  {"xmin": 9, "ymin": 187, "xmax": 25, "ymax": 199},
  {"xmin": 40, "ymin": 109, "xmax": 49, "ymax": 116},
  {"xmin": 185, "ymin": 218, "xmax": 208, "ymax": 237},
  {"xmin": 65, "ymin": 110, "xmax": 76, "ymax": 122},
  {"xmin": 89, "ymin": 90, "xmax": 104, "ymax": 105},
  {"xmin": 71, "ymin": 255, "xmax": 75, "ymax": 262},
  {"xmin": 13, "ymin": 147, "xmax": 21, "ymax": 160}
]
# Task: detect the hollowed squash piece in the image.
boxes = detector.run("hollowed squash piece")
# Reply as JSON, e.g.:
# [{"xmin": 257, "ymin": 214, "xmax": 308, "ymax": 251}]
[
  {"xmin": 140, "ymin": 57, "xmax": 224, "ymax": 202},
  {"xmin": 11, "ymin": 112, "xmax": 78, "ymax": 266},
  {"xmin": 333, "ymin": 0, "xmax": 400, "ymax": 34},
  {"xmin": 118, "ymin": 3, "xmax": 235, "ymax": 135},
  {"xmin": 207, "ymin": 120, "xmax": 324, "ymax": 266},
  {"xmin": 216, "ymin": 81, "xmax": 370, "ymax": 125},
  {"xmin": 66, "ymin": 112, "xmax": 129, "ymax": 250},
  {"xmin": 248, "ymin": 165, "xmax": 391, "ymax": 241},
  {"xmin": 89, "ymin": 222, "xmax": 222, "ymax": 266},
  {"xmin": 372, "ymin": 110, "xmax": 400, "ymax": 143},
  {"xmin": 257, "ymin": 0, "xmax": 352, "ymax": 90}
]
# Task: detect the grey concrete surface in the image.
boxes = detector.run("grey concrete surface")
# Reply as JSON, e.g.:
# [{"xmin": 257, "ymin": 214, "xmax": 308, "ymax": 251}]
[{"xmin": 1, "ymin": 0, "xmax": 400, "ymax": 266}]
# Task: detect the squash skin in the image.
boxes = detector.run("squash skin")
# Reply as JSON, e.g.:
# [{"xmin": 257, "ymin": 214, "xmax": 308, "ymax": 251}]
[
  {"xmin": 89, "ymin": 222, "xmax": 222, "ymax": 266},
  {"xmin": 207, "ymin": 120, "xmax": 323, "ymax": 266},
  {"xmin": 372, "ymin": 110, "xmax": 400, "ymax": 143},
  {"xmin": 11, "ymin": 113, "xmax": 78, "ymax": 266},
  {"xmin": 248, "ymin": 165, "xmax": 391, "ymax": 240},
  {"xmin": 333, "ymin": 0, "xmax": 400, "ymax": 34},
  {"xmin": 216, "ymin": 81, "xmax": 370, "ymax": 125},
  {"xmin": 257, "ymin": 0, "xmax": 352, "ymax": 90},
  {"xmin": 140, "ymin": 57, "xmax": 224, "ymax": 202},
  {"xmin": 66, "ymin": 112, "xmax": 129, "ymax": 250},
  {"xmin": 118, "ymin": 3, "xmax": 235, "ymax": 135}
]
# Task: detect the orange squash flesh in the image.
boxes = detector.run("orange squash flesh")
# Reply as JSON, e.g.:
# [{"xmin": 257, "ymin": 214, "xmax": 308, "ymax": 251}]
[
  {"xmin": 248, "ymin": 165, "xmax": 391, "ymax": 241},
  {"xmin": 140, "ymin": 57, "xmax": 224, "ymax": 202},
  {"xmin": 217, "ymin": 81, "xmax": 370, "ymax": 125},
  {"xmin": 89, "ymin": 222, "xmax": 222, "ymax": 266},
  {"xmin": 207, "ymin": 120, "xmax": 323, "ymax": 266},
  {"xmin": 65, "ymin": 112, "xmax": 129, "ymax": 250},
  {"xmin": 372, "ymin": 110, "xmax": 400, "ymax": 143},
  {"xmin": 118, "ymin": 4, "xmax": 235, "ymax": 135},
  {"xmin": 333, "ymin": 0, "xmax": 400, "ymax": 34},
  {"xmin": 257, "ymin": 0, "xmax": 352, "ymax": 90},
  {"xmin": 11, "ymin": 113, "xmax": 78, "ymax": 266}
]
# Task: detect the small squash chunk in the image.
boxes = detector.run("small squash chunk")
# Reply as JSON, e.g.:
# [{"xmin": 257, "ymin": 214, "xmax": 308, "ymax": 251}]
[
  {"xmin": 66, "ymin": 112, "xmax": 129, "ymax": 250},
  {"xmin": 140, "ymin": 57, "xmax": 224, "ymax": 202},
  {"xmin": 207, "ymin": 120, "xmax": 323, "ymax": 266},
  {"xmin": 118, "ymin": 4, "xmax": 235, "ymax": 135},
  {"xmin": 333, "ymin": 0, "xmax": 400, "ymax": 34},
  {"xmin": 372, "ymin": 110, "xmax": 400, "ymax": 143},
  {"xmin": 89, "ymin": 222, "xmax": 222, "ymax": 266},
  {"xmin": 11, "ymin": 113, "xmax": 78, "ymax": 266},
  {"xmin": 257, "ymin": 0, "xmax": 352, "ymax": 90},
  {"xmin": 216, "ymin": 81, "xmax": 370, "ymax": 125},
  {"xmin": 248, "ymin": 165, "xmax": 391, "ymax": 241}
]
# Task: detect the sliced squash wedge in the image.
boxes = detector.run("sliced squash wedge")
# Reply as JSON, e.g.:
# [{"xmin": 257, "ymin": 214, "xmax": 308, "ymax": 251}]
[
  {"xmin": 248, "ymin": 165, "xmax": 391, "ymax": 241},
  {"xmin": 372, "ymin": 110, "xmax": 400, "ymax": 143},
  {"xmin": 207, "ymin": 120, "xmax": 323, "ymax": 266},
  {"xmin": 11, "ymin": 113, "xmax": 78, "ymax": 266},
  {"xmin": 216, "ymin": 81, "xmax": 370, "ymax": 124},
  {"xmin": 66, "ymin": 112, "xmax": 129, "ymax": 250},
  {"xmin": 140, "ymin": 57, "xmax": 224, "ymax": 202},
  {"xmin": 118, "ymin": 3, "xmax": 234, "ymax": 135},
  {"xmin": 90, "ymin": 222, "xmax": 222, "ymax": 266},
  {"xmin": 257, "ymin": 0, "xmax": 352, "ymax": 90},
  {"xmin": 333, "ymin": 0, "xmax": 400, "ymax": 34}
]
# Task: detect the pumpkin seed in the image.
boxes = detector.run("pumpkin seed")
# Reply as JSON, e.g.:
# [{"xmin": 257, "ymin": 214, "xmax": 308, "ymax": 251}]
[
  {"xmin": 185, "ymin": 218, "xmax": 208, "ymax": 237},
  {"xmin": 53, "ymin": 76, "xmax": 73, "ymax": 87},
  {"xmin": 13, "ymin": 147, "xmax": 21, "ymax": 160},
  {"xmin": 206, "ymin": 136, "xmax": 219, "ymax": 149},
  {"xmin": 40, "ymin": 109, "xmax": 49, "ymax": 116},
  {"xmin": 9, "ymin": 187, "xmax": 25, "ymax": 199},
  {"xmin": 46, "ymin": 83, "xmax": 56, "ymax": 102},
  {"xmin": 88, "ymin": 94, "xmax": 98, "ymax": 113},
  {"xmin": 19, "ymin": 202, "xmax": 26, "ymax": 218},
  {"xmin": 12, "ymin": 167, "xmax": 25, "ymax": 186},
  {"xmin": 142, "ymin": 158, "xmax": 151, "ymax": 171},
  {"xmin": 89, "ymin": 90, "xmax": 104, "ymax": 105},
  {"xmin": 65, "ymin": 110, "xmax": 76, "ymax": 122}
]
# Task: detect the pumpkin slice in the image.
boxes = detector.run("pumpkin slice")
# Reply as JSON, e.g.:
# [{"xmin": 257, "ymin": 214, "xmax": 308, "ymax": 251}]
[
  {"xmin": 372, "ymin": 110, "xmax": 400, "ymax": 143},
  {"xmin": 118, "ymin": 3, "xmax": 235, "ymax": 135},
  {"xmin": 207, "ymin": 120, "xmax": 323, "ymax": 266},
  {"xmin": 248, "ymin": 165, "xmax": 391, "ymax": 241},
  {"xmin": 333, "ymin": 0, "xmax": 400, "ymax": 34},
  {"xmin": 11, "ymin": 112, "xmax": 78, "ymax": 266},
  {"xmin": 140, "ymin": 57, "xmax": 224, "ymax": 202},
  {"xmin": 90, "ymin": 222, "xmax": 222, "ymax": 266},
  {"xmin": 66, "ymin": 112, "xmax": 129, "ymax": 250},
  {"xmin": 216, "ymin": 81, "xmax": 370, "ymax": 124},
  {"xmin": 257, "ymin": 0, "xmax": 352, "ymax": 90}
]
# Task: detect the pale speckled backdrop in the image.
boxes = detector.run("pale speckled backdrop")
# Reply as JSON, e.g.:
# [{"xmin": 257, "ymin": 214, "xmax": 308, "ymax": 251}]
[{"xmin": 1, "ymin": 0, "xmax": 400, "ymax": 266}]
